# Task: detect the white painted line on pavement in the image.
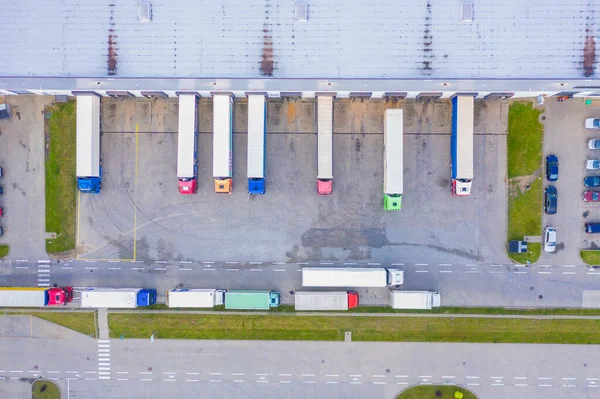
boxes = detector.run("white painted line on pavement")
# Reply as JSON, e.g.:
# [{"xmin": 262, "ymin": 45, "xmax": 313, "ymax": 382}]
[
  {"xmin": 249, "ymin": 262, "xmax": 263, "ymax": 265},
  {"xmin": 37, "ymin": 279, "xmax": 50, "ymax": 282},
  {"xmin": 108, "ymin": 268, "xmax": 121, "ymax": 270},
  {"xmin": 273, "ymin": 269, "xmax": 286, "ymax": 272},
  {"xmin": 538, "ymin": 271, "xmax": 552, "ymax": 275},
  {"xmin": 273, "ymin": 261, "xmax": 286, "ymax": 265},
  {"xmin": 98, "ymin": 368, "xmax": 111, "ymax": 371},
  {"xmin": 140, "ymin": 378, "xmax": 153, "ymax": 381},
  {"xmin": 98, "ymin": 349, "xmax": 110, "ymax": 352},
  {"xmin": 209, "ymin": 379, "xmax": 222, "ymax": 383},
  {"xmin": 84, "ymin": 260, "xmax": 97, "ymax": 263},
  {"xmin": 47, "ymin": 371, "xmax": 59, "ymax": 373},
  {"xmin": 515, "ymin": 383, "xmax": 528, "ymax": 387},
  {"xmin": 320, "ymin": 262, "xmax": 333, "ymax": 265},
  {"xmin": 373, "ymin": 375, "xmax": 385, "ymax": 378},
  {"xmin": 117, "ymin": 372, "xmax": 129, "ymax": 374},
  {"xmin": 416, "ymin": 270, "xmax": 429, "ymax": 273},
  {"xmin": 9, "ymin": 370, "xmax": 23, "ymax": 373},
  {"xmin": 84, "ymin": 378, "xmax": 97, "ymax": 381},
  {"xmin": 514, "ymin": 271, "xmax": 528, "ymax": 274},
  {"xmin": 561, "ymin": 377, "xmax": 576, "ymax": 380},
  {"xmin": 179, "ymin": 261, "xmax": 192, "ymax": 264},
  {"xmin": 395, "ymin": 375, "xmax": 408, "ymax": 378},
  {"xmin": 38, "ymin": 260, "xmax": 51, "ymax": 264},
  {"xmin": 439, "ymin": 270, "xmax": 453, "ymax": 273},
  {"xmin": 209, "ymin": 373, "xmax": 223, "ymax": 376},
  {"xmin": 326, "ymin": 374, "xmax": 339, "ymax": 377},
  {"xmin": 514, "ymin": 377, "xmax": 527, "ymax": 379},
  {"xmin": 164, "ymin": 379, "xmax": 177, "ymax": 382},
  {"xmin": 84, "ymin": 267, "xmax": 98, "ymax": 270},
  {"xmin": 131, "ymin": 267, "xmax": 144, "ymax": 271},
  {"xmin": 587, "ymin": 378, "xmax": 600, "ymax": 381},
  {"xmin": 233, "ymin": 380, "xmax": 246, "ymax": 383},
  {"xmin": 537, "ymin": 377, "xmax": 552, "ymax": 380},
  {"xmin": 467, "ymin": 264, "xmax": 479, "ymax": 267},
  {"xmin": 186, "ymin": 379, "xmax": 199, "ymax": 382},
  {"xmin": 415, "ymin": 263, "xmax": 428, "ymax": 266},
  {"xmin": 162, "ymin": 372, "xmax": 176, "ymax": 375},
  {"xmin": 153, "ymin": 267, "xmax": 167, "ymax": 271},
  {"xmin": 232, "ymin": 373, "xmax": 245, "ymax": 376},
  {"xmin": 225, "ymin": 261, "xmax": 239, "ymax": 264},
  {"xmin": 108, "ymin": 260, "xmax": 120, "ymax": 263},
  {"xmin": 302, "ymin": 381, "xmax": 316, "ymax": 384},
  {"xmin": 131, "ymin": 260, "xmax": 144, "ymax": 263},
  {"xmin": 278, "ymin": 374, "xmax": 292, "ymax": 377},
  {"xmin": 279, "ymin": 380, "xmax": 292, "ymax": 383},
  {"xmin": 467, "ymin": 383, "xmax": 480, "ymax": 386},
  {"xmin": 326, "ymin": 381, "xmax": 338, "ymax": 384},
  {"xmin": 466, "ymin": 376, "xmax": 479, "ymax": 379},
  {"xmin": 138, "ymin": 372, "xmax": 152, "ymax": 374},
  {"xmin": 419, "ymin": 376, "xmax": 432, "ymax": 378},
  {"xmin": 350, "ymin": 381, "xmax": 363, "ymax": 384},
  {"xmin": 489, "ymin": 271, "xmax": 503, "ymax": 274},
  {"xmin": 442, "ymin": 376, "xmax": 456, "ymax": 379},
  {"xmin": 226, "ymin": 269, "xmax": 239, "ymax": 272},
  {"xmin": 255, "ymin": 373, "xmax": 268, "ymax": 376},
  {"xmin": 562, "ymin": 265, "xmax": 575, "ymax": 268},
  {"xmin": 202, "ymin": 261, "xmax": 215, "ymax": 264},
  {"xmin": 391, "ymin": 263, "xmax": 404, "ymax": 266},
  {"xmin": 373, "ymin": 381, "xmax": 386, "ymax": 385},
  {"xmin": 117, "ymin": 378, "xmax": 129, "ymax": 381},
  {"xmin": 466, "ymin": 271, "xmax": 479, "ymax": 274},
  {"xmin": 154, "ymin": 261, "xmax": 168, "ymax": 264},
  {"xmin": 16, "ymin": 259, "xmax": 28, "ymax": 262},
  {"xmin": 179, "ymin": 268, "xmax": 192, "ymax": 271},
  {"xmin": 368, "ymin": 263, "xmax": 381, "ymax": 266},
  {"xmin": 250, "ymin": 269, "xmax": 263, "ymax": 272},
  {"xmin": 562, "ymin": 272, "xmax": 576, "ymax": 275},
  {"xmin": 37, "ymin": 284, "xmax": 50, "ymax": 287},
  {"xmin": 16, "ymin": 266, "xmax": 30, "ymax": 269},
  {"xmin": 396, "ymin": 382, "xmax": 409, "ymax": 385},
  {"xmin": 538, "ymin": 265, "xmax": 551, "ymax": 268},
  {"xmin": 202, "ymin": 268, "xmax": 216, "ymax": 271},
  {"xmin": 439, "ymin": 264, "xmax": 452, "ymax": 266},
  {"xmin": 302, "ymin": 374, "xmax": 315, "ymax": 377},
  {"xmin": 60, "ymin": 267, "xmax": 73, "ymax": 270},
  {"xmin": 350, "ymin": 375, "xmax": 363, "ymax": 377},
  {"xmin": 587, "ymin": 272, "xmax": 600, "ymax": 275},
  {"xmin": 490, "ymin": 377, "xmax": 504, "ymax": 379}
]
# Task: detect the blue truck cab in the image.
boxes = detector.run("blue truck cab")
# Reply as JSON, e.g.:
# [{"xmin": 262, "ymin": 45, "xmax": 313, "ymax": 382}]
[
  {"xmin": 248, "ymin": 178, "xmax": 265, "ymax": 195},
  {"xmin": 136, "ymin": 288, "xmax": 157, "ymax": 307},
  {"xmin": 77, "ymin": 166, "xmax": 102, "ymax": 193},
  {"xmin": 269, "ymin": 291, "xmax": 280, "ymax": 308}
]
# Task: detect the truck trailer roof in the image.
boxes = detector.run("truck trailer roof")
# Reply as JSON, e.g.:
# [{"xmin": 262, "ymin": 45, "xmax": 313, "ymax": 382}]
[
  {"xmin": 390, "ymin": 290, "xmax": 440, "ymax": 310},
  {"xmin": 212, "ymin": 94, "xmax": 233, "ymax": 178},
  {"xmin": 302, "ymin": 267, "xmax": 388, "ymax": 288},
  {"xmin": 0, "ymin": 287, "xmax": 48, "ymax": 307},
  {"xmin": 80, "ymin": 288, "xmax": 140, "ymax": 308},
  {"xmin": 76, "ymin": 95, "xmax": 101, "ymax": 177},
  {"xmin": 317, "ymin": 96, "xmax": 333, "ymax": 179},
  {"xmin": 452, "ymin": 96, "xmax": 474, "ymax": 179},
  {"xmin": 247, "ymin": 94, "xmax": 266, "ymax": 179},
  {"xmin": 225, "ymin": 290, "xmax": 271, "ymax": 310},
  {"xmin": 294, "ymin": 291, "xmax": 349, "ymax": 311},
  {"xmin": 384, "ymin": 109, "xmax": 403, "ymax": 194},
  {"xmin": 177, "ymin": 94, "xmax": 198, "ymax": 178},
  {"xmin": 167, "ymin": 288, "xmax": 220, "ymax": 308}
]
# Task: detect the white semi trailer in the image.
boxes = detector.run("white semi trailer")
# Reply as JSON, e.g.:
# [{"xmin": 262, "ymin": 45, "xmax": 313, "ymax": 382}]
[
  {"xmin": 166, "ymin": 288, "xmax": 226, "ymax": 308},
  {"xmin": 302, "ymin": 267, "xmax": 404, "ymax": 288},
  {"xmin": 389, "ymin": 290, "xmax": 441, "ymax": 310}
]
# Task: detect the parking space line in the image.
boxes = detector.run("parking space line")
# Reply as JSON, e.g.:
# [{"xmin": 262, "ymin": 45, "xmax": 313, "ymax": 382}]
[
  {"xmin": 202, "ymin": 268, "xmax": 216, "ymax": 271},
  {"xmin": 562, "ymin": 272, "xmax": 576, "ymax": 275},
  {"xmin": 179, "ymin": 261, "xmax": 192, "ymax": 264},
  {"xmin": 538, "ymin": 271, "xmax": 552, "ymax": 274},
  {"xmin": 273, "ymin": 269, "xmax": 286, "ymax": 272},
  {"xmin": 249, "ymin": 269, "xmax": 263, "ymax": 272},
  {"xmin": 415, "ymin": 270, "xmax": 429, "ymax": 273},
  {"xmin": 226, "ymin": 269, "xmax": 239, "ymax": 272},
  {"xmin": 415, "ymin": 263, "xmax": 428, "ymax": 266},
  {"xmin": 391, "ymin": 263, "xmax": 404, "ymax": 266},
  {"xmin": 179, "ymin": 268, "xmax": 192, "ymax": 271},
  {"xmin": 16, "ymin": 266, "xmax": 29, "ymax": 269},
  {"xmin": 489, "ymin": 271, "xmax": 503, "ymax": 274},
  {"xmin": 439, "ymin": 270, "xmax": 453, "ymax": 273}
]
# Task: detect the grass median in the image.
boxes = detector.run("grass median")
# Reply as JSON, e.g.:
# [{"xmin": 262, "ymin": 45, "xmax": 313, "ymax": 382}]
[
  {"xmin": 396, "ymin": 386, "xmax": 477, "ymax": 399},
  {"xmin": 8, "ymin": 311, "xmax": 97, "ymax": 337},
  {"xmin": 108, "ymin": 313, "xmax": 600, "ymax": 344},
  {"xmin": 0, "ymin": 244, "xmax": 9, "ymax": 258},
  {"xmin": 581, "ymin": 250, "xmax": 600, "ymax": 266},
  {"xmin": 507, "ymin": 101, "xmax": 543, "ymax": 264},
  {"xmin": 45, "ymin": 101, "xmax": 77, "ymax": 256},
  {"xmin": 32, "ymin": 380, "xmax": 61, "ymax": 399}
]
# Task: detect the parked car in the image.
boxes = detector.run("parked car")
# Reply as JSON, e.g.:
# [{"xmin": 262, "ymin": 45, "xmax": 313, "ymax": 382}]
[
  {"xmin": 546, "ymin": 155, "xmax": 559, "ymax": 181},
  {"xmin": 589, "ymin": 139, "xmax": 600, "ymax": 149},
  {"xmin": 0, "ymin": 207, "xmax": 3, "ymax": 217},
  {"xmin": 586, "ymin": 160, "xmax": 600, "ymax": 170},
  {"xmin": 585, "ymin": 223, "xmax": 600, "ymax": 234},
  {"xmin": 0, "ymin": 166, "xmax": 3, "ymax": 178},
  {"xmin": 583, "ymin": 191, "xmax": 600, "ymax": 202},
  {"xmin": 0, "ymin": 186, "xmax": 3, "ymax": 196},
  {"xmin": 544, "ymin": 186, "xmax": 558, "ymax": 214},
  {"xmin": 543, "ymin": 227, "xmax": 557, "ymax": 252},
  {"xmin": 585, "ymin": 118, "xmax": 600, "ymax": 129},
  {"xmin": 584, "ymin": 176, "xmax": 600, "ymax": 187},
  {"xmin": 0, "ymin": 104, "xmax": 11, "ymax": 120},
  {"xmin": 0, "ymin": 226, "xmax": 3, "ymax": 237}
]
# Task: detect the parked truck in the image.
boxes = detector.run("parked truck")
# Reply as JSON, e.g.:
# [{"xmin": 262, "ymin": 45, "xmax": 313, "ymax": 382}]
[
  {"xmin": 177, "ymin": 93, "xmax": 199, "ymax": 194},
  {"xmin": 224, "ymin": 290, "xmax": 280, "ymax": 310},
  {"xmin": 384, "ymin": 109, "xmax": 403, "ymax": 210},
  {"xmin": 0, "ymin": 287, "xmax": 73, "ymax": 307},
  {"xmin": 451, "ymin": 95, "xmax": 474, "ymax": 196},
  {"xmin": 80, "ymin": 288, "xmax": 157, "ymax": 308},
  {"xmin": 213, "ymin": 93, "xmax": 234, "ymax": 194},
  {"xmin": 247, "ymin": 94, "xmax": 266, "ymax": 194},
  {"xmin": 294, "ymin": 291, "xmax": 358, "ymax": 311},
  {"xmin": 76, "ymin": 94, "xmax": 102, "ymax": 193},
  {"xmin": 167, "ymin": 288, "xmax": 225, "ymax": 308},
  {"xmin": 317, "ymin": 95, "xmax": 334, "ymax": 195},
  {"xmin": 302, "ymin": 267, "xmax": 404, "ymax": 288},
  {"xmin": 389, "ymin": 290, "xmax": 441, "ymax": 310}
]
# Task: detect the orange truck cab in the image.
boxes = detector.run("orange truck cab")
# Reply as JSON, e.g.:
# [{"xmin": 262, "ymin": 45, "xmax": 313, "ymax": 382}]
[{"xmin": 214, "ymin": 178, "xmax": 232, "ymax": 194}]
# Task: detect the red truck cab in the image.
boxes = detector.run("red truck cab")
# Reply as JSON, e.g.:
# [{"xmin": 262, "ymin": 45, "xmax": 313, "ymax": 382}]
[
  {"xmin": 178, "ymin": 178, "xmax": 197, "ymax": 194},
  {"xmin": 317, "ymin": 179, "xmax": 333, "ymax": 196},
  {"xmin": 347, "ymin": 291, "xmax": 359, "ymax": 309},
  {"xmin": 47, "ymin": 286, "xmax": 74, "ymax": 306}
]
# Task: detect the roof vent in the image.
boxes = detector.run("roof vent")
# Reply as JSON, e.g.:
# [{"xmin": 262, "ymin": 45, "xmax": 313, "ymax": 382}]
[
  {"xmin": 138, "ymin": 2, "xmax": 152, "ymax": 22},
  {"xmin": 460, "ymin": 1, "xmax": 474, "ymax": 22},
  {"xmin": 295, "ymin": 3, "xmax": 308, "ymax": 22}
]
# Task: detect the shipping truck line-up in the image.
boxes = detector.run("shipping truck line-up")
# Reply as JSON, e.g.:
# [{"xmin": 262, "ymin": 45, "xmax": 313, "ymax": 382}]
[
  {"xmin": 224, "ymin": 290, "xmax": 280, "ymax": 310},
  {"xmin": 76, "ymin": 94, "xmax": 102, "ymax": 193},
  {"xmin": 0, "ymin": 287, "xmax": 73, "ymax": 307},
  {"xmin": 80, "ymin": 288, "xmax": 157, "ymax": 308},
  {"xmin": 302, "ymin": 267, "xmax": 404, "ymax": 288},
  {"xmin": 316, "ymin": 95, "xmax": 334, "ymax": 195},
  {"xmin": 247, "ymin": 94, "xmax": 267, "ymax": 194},
  {"xmin": 294, "ymin": 291, "xmax": 358, "ymax": 311}
]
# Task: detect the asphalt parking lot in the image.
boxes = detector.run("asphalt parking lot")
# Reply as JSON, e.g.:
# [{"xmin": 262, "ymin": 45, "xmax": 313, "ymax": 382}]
[
  {"xmin": 542, "ymin": 98, "xmax": 600, "ymax": 263},
  {"xmin": 76, "ymin": 97, "xmax": 508, "ymax": 264},
  {"xmin": 0, "ymin": 95, "xmax": 51, "ymax": 260}
]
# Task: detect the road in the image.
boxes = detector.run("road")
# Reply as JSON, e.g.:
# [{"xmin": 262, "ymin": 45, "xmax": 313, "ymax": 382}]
[
  {"xmin": 0, "ymin": 315, "xmax": 599, "ymax": 399},
  {"xmin": 3, "ymin": 259, "xmax": 600, "ymax": 308}
]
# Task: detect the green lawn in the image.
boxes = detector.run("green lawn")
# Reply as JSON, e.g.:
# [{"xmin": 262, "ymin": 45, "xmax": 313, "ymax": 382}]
[
  {"xmin": 581, "ymin": 250, "xmax": 600, "ymax": 266},
  {"xmin": 0, "ymin": 244, "xmax": 9, "ymax": 258},
  {"xmin": 32, "ymin": 379, "xmax": 61, "ymax": 399},
  {"xmin": 507, "ymin": 101, "xmax": 543, "ymax": 178},
  {"xmin": 45, "ymin": 101, "xmax": 77, "ymax": 256},
  {"xmin": 10, "ymin": 312, "xmax": 96, "ymax": 337},
  {"xmin": 108, "ymin": 313, "xmax": 600, "ymax": 344},
  {"xmin": 506, "ymin": 101, "xmax": 544, "ymax": 264},
  {"xmin": 396, "ymin": 386, "xmax": 477, "ymax": 399}
]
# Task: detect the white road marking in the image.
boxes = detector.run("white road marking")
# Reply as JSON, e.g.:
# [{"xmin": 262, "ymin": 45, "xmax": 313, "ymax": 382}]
[
  {"xmin": 562, "ymin": 265, "xmax": 575, "ymax": 268},
  {"xmin": 515, "ymin": 383, "xmax": 528, "ymax": 387},
  {"xmin": 326, "ymin": 381, "xmax": 338, "ymax": 384},
  {"xmin": 179, "ymin": 268, "xmax": 192, "ymax": 271},
  {"xmin": 302, "ymin": 381, "xmax": 316, "ymax": 384},
  {"xmin": 130, "ymin": 267, "xmax": 144, "ymax": 271},
  {"xmin": 419, "ymin": 375, "xmax": 432, "ymax": 378},
  {"xmin": 186, "ymin": 372, "xmax": 200, "ymax": 375},
  {"xmin": 439, "ymin": 270, "xmax": 453, "ymax": 273},
  {"xmin": 350, "ymin": 381, "xmax": 363, "ymax": 384},
  {"xmin": 233, "ymin": 380, "xmax": 246, "ymax": 383},
  {"xmin": 249, "ymin": 269, "xmax": 263, "ymax": 272},
  {"xmin": 60, "ymin": 267, "xmax": 73, "ymax": 270},
  {"xmin": 368, "ymin": 263, "xmax": 381, "ymax": 266},
  {"xmin": 439, "ymin": 264, "xmax": 452, "ymax": 266},
  {"xmin": 226, "ymin": 269, "xmax": 239, "ymax": 272},
  {"xmin": 442, "ymin": 376, "xmax": 456, "ymax": 379},
  {"xmin": 561, "ymin": 377, "xmax": 576, "ymax": 380},
  {"xmin": 83, "ymin": 260, "xmax": 97, "ymax": 263},
  {"xmin": 225, "ymin": 261, "xmax": 239, "ymax": 264},
  {"xmin": 202, "ymin": 269, "xmax": 216, "ymax": 271},
  {"xmin": 16, "ymin": 266, "xmax": 30, "ymax": 269},
  {"xmin": 209, "ymin": 373, "xmax": 222, "ymax": 376},
  {"xmin": 302, "ymin": 374, "xmax": 315, "ymax": 377},
  {"xmin": 395, "ymin": 375, "xmax": 408, "ymax": 378},
  {"xmin": 249, "ymin": 261, "xmax": 263, "ymax": 265},
  {"xmin": 538, "ymin": 271, "xmax": 552, "ymax": 274},
  {"xmin": 9, "ymin": 370, "xmax": 23, "ymax": 373},
  {"xmin": 186, "ymin": 379, "xmax": 199, "ymax": 382},
  {"xmin": 467, "ymin": 383, "xmax": 480, "ymax": 386},
  {"xmin": 391, "ymin": 263, "xmax": 404, "ymax": 266},
  {"xmin": 140, "ymin": 378, "xmax": 153, "ymax": 381},
  {"xmin": 397, "ymin": 382, "xmax": 409, "ymax": 385},
  {"xmin": 373, "ymin": 375, "xmax": 386, "ymax": 378},
  {"xmin": 279, "ymin": 381, "xmax": 292, "ymax": 384},
  {"xmin": 108, "ymin": 268, "xmax": 121, "ymax": 270},
  {"xmin": 514, "ymin": 377, "xmax": 527, "ymax": 379},
  {"xmin": 278, "ymin": 374, "xmax": 292, "ymax": 377},
  {"xmin": 154, "ymin": 261, "xmax": 168, "ymax": 264},
  {"xmin": 514, "ymin": 271, "xmax": 528, "ymax": 274},
  {"xmin": 373, "ymin": 381, "xmax": 386, "ymax": 385},
  {"xmin": 179, "ymin": 261, "xmax": 192, "ymax": 264},
  {"xmin": 108, "ymin": 260, "xmax": 121, "ymax": 263},
  {"xmin": 153, "ymin": 267, "xmax": 167, "ymax": 271},
  {"xmin": 537, "ymin": 377, "xmax": 552, "ymax": 380},
  {"xmin": 202, "ymin": 261, "xmax": 215, "ymax": 264},
  {"xmin": 326, "ymin": 374, "xmax": 339, "ymax": 377},
  {"xmin": 273, "ymin": 269, "xmax": 286, "ymax": 272},
  {"xmin": 466, "ymin": 271, "xmax": 479, "ymax": 274},
  {"xmin": 415, "ymin": 263, "xmax": 428, "ymax": 266},
  {"xmin": 117, "ymin": 378, "xmax": 129, "ymax": 381},
  {"xmin": 16, "ymin": 259, "xmax": 29, "ymax": 262},
  {"xmin": 562, "ymin": 272, "xmax": 576, "ymax": 275},
  {"xmin": 466, "ymin": 376, "xmax": 479, "ymax": 379},
  {"xmin": 416, "ymin": 270, "xmax": 429, "ymax": 273},
  {"xmin": 232, "ymin": 373, "xmax": 245, "ymax": 376},
  {"xmin": 257, "ymin": 380, "xmax": 269, "ymax": 383},
  {"xmin": 320, "ymin": 262, "xmax": 333, "ymax": 265},
  {"xmin": 117, "ymin": 372, "xmax": 129, "ymax": 374},
  {"xmin": 84, "ymin": 267, "xmax": 98, "ymax": 270}
]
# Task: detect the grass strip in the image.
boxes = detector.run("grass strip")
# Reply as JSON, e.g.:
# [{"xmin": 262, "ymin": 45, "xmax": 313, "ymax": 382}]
[
  {"xmin": 8, "ymin": 311, "xmax": 96, "ymax": 337},
  {"xmin": 108, "ymin": 313, "xmax": 600, "ymax": 344},
  {"xmin": 45, "ymin": 101, "xmax": 77, "ymax": 255},
  {"xmin": 581, "ymin": 250, "xmax": 600, "ymax": 266},
  {"xmin": 506, "ymin": 101, "xmax": 544, "ymax": 264},
  {"xmin": 32, "ymin": 379, "xmax": 61, "ymax": 399},
  {"xmin": 0, "ymin": 244, "xmax": 9, "ymax": 258},
  {"xmin": 396, "ymin": 385, "xmax": 477, "ymax": 399}
]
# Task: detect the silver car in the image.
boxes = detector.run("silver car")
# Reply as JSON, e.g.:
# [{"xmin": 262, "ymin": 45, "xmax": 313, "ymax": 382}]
[
  {"xmin": 543, "ymin": 227, "xmax": 557, "ymax": 253},
  {"xmin": 586, "ymin": 160, "xmax": 600, "ymax": 170}
]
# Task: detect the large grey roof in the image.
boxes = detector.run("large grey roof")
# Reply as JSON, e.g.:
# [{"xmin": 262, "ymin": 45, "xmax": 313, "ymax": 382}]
[{"xmin": 1, "ymin": 0, "xmax": 598, "ymax": 80}]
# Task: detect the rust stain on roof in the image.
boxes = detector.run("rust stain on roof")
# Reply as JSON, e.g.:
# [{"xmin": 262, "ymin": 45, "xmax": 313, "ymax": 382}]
[
  {"xmin": 583, "ymin": 35, "xmax": 596, "ymax": 77},
  {"xmin": 107, "ymin": 4, "xmax": 117, "ymax": 75},
  {"xmin": 260, "ymin": 25, "xmax": 275, "ymax": 76}
]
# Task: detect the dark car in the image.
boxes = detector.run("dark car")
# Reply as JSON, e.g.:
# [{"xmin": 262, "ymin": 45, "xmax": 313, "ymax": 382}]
[
  {"xmin": 0, "ymin": 186, "xmax": 3, "ymax": 196},
  {"xmin": 0, "ymin": 104, "xmax": 11, "ymax": 120},
  {"xmin": 544, "ymin": 186, "xmax": 558, "ymax": 215},
  {"xmin": 584, "ymin": 176, "xmax": 600, "ymax": 187},
  {"xmin": 583, "ymin": 191, "xmax": 600, "ymax": 202},
  {"xmin": 586, "ymin": 223, "xmax": 600, "ymax": 234},
  {"xmin": 546, "ymin": 155, "xmax": 559, "ymax": 181}
]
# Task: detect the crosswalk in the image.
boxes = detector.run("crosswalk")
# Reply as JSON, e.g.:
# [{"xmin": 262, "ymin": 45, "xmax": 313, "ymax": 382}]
[
  {"xmin": 37, "ymin": 262, "xmax": 50, "ymax": 287},
  {"xmin": 98, "ymin": 340, "xmax": 111, "ymax": 380}
]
